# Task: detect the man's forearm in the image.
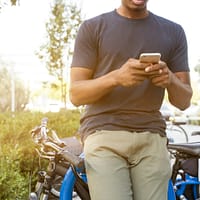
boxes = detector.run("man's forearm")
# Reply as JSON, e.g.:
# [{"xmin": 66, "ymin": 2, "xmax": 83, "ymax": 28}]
[
  {"xmin": 167, "ymin": 72, "xmax": 193, "ymax": 110},
  {"xmin": 69, "ymin": 71, "xmax": 118, "ymax": 107}
]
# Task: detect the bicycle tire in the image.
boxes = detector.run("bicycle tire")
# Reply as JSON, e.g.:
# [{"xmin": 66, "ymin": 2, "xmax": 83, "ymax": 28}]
[{"xmin": 166, "ymin": 123, "xmax": 188, "ymax": 144}]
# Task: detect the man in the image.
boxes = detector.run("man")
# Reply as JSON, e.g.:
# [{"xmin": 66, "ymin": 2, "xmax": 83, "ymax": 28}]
[{"xmin": 69, "ymin": 0, "xmax": 193, "ymax": 199}]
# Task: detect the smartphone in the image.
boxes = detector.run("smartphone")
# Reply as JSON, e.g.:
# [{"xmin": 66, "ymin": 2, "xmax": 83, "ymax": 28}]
[{"xmin": 139, "ymin": 53, "xmax": 161, "ymax": 64}]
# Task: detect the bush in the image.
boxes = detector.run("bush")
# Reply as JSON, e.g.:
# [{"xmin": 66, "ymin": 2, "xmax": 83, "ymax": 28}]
[
  {"xmin": 0, "ymin": 110, "xmax": 80, "ymax": 199},
  {"xmin": 0, "ymin": 145, "xmax": 28, "ymax": 200}
]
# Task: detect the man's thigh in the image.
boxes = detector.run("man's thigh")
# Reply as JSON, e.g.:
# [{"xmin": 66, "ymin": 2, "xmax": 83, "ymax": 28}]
[
  {"xmin": 83, "ymin": 131, "xmax": 171, "ymax": 200},
  {"xmin": 84, "ymin": 130, "xmax": 133, "ymax": 200},
  {"xmin": 130, "ymin": 133, "xmax": 171, "ymax": 200}
]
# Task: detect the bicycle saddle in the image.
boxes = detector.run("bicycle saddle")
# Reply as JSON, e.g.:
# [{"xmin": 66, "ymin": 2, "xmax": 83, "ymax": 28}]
[
  {"xmin": 62, "ymin": 136, "xmax": 83, "ymax": 156},
  {"xmin": 168, "ymin": 142, "xmax": 200, "ymax": 157}
]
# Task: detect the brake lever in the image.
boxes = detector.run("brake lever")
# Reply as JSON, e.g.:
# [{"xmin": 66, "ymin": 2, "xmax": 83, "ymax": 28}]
[
  {"xmin": 51, "ymin": 130, "xmax": 65, "ymax": 147},
  {"xmin": 35, "ymin": 148, "xmax": 55, "ymax": 160},
  {"xmin": 31, "ymin": 117, "xmax": 49, "ymax": 143}
]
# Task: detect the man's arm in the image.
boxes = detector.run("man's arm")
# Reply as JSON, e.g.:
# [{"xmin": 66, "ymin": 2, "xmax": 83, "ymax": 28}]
[
  {"xmin": 69, "ymin": 59, "xmax": 150, "ymax": 106},
  {"xmin": 69, "ymin": 67, "xmax": 118, "ymax": 106},
  {"xmin": 166, "ymin": 71, "xmax": 192, "ymax": 110},
  {"xmin": 145, "ymin": 62, "xmax": 193, "ymax": 110}
]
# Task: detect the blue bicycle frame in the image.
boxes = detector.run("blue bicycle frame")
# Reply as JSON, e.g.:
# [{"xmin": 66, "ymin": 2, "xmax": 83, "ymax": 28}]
[
  {"xmin": 168, "ymin": 180, "xmax": 176, "ymax": 200},
  {"xmin": 60, "ymin": 167, "xmax": 87, "ymax": 200},
  {"xmin": 175, "ymin": 173, "xmax": 200, "ymax": 199},
  {"xmin": 60, "ymin": 167, "xmax": 76, "ymax": 200},
  {"xmin": 60, "ymin": 153, "xmax": 87, "ymax": 200}
]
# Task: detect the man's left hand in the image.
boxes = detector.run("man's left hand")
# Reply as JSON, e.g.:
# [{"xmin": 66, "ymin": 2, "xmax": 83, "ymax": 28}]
[{"xmin": 144, "ymin": 61, "xmax": 172, "ymax": 88}]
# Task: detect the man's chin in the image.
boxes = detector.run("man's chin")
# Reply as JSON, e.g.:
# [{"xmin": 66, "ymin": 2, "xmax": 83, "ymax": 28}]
[{"xmin": 131, "ymin": 0, "xmax": 147, "ymax": 7}]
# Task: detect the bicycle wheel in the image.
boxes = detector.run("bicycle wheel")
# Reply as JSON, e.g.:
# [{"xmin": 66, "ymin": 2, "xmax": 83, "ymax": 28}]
[
  {"xmin": 29, "ymin": 175, "xmax": 62, "ymax": 200},
  {"xmin": 49, "ymin": 186, "xmax": 83, "ymax": 200},
  {"xmin": 166, "ymin": 123, "xmax": 188, "ymax": 144}
]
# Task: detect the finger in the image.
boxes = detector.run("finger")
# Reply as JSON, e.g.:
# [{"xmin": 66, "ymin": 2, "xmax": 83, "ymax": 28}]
[
  {"xmin": 159, "ymin": 68, "xmax": 163, "ymax": 74},
  {"xmin": 128, "ymin": 58, "xmax": 150, "ymax": 69},
  {"xmin": 159, "ymin": 61, "xmax": 167, "ymax": 69},
  {"xmin": 151, "ymin": 75, "xmax": 169, "ymax": 88},
  {"xmin": 145, "ymin": 64, "xmax": 160, "ymax": 72}
]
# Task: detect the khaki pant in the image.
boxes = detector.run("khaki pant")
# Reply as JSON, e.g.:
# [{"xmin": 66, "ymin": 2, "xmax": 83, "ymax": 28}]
[{"xmin": 84, "ymin": 130, "xmax": 171, "ymax": 200}]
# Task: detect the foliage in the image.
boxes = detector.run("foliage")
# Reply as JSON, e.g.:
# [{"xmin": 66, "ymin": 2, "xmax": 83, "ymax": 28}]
[
  {"xmin": 194, "ymin": 59, "xmax": 200, "ymax": 76},
  {"xmin": 0, "ymin": 66, "xmax": 29, "ymax": 112},
  {"xmin": 36, "ymin": 0, "xmax": 82, "ymax": 106},
  {"xmin": 0, "ymin": 0, "xmax": 19, "ymax": 12},
  {"xmin": 191, "ymin": 80, "xmax": 200, "ymax": 104},
  {"xmin": 10, "ymin": 0, "xmax": 17, "ymax": 5},
  {"xmin": 0, "ymin": 145, "xmax": 28, "ymax": 200},
  {"xmin": 0, "ymin": 110, "xmax": 80, "ymax": 199}
]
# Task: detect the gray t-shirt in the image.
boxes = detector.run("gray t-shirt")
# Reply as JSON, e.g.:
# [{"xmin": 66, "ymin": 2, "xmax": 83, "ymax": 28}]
[{"xmin": 71, "ymin": 10, "xmax": 189, "ymax": 140}]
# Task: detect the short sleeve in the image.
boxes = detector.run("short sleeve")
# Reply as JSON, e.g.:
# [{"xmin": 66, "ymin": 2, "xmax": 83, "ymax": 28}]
[
  {"xmin": 71, "ymin": 20, "xmax": 98, "ymax": 69},
  {"xmin": 168, "ymin": 25, "xmax": 189, "ymax": 72}
]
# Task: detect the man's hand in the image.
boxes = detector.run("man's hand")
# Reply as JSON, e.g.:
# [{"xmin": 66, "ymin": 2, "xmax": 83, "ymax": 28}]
[
  {"xmin": 144, "ymin": 61, "xmax": 172, "ymax": 88},
  {"xmin": 114, "ymin": 58, "xmax": 150, "ymax": 87}
]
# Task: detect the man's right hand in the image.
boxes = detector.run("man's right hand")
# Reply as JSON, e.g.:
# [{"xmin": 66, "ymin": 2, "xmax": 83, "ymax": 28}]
[{"xmin": 114, "ymin": 58, "xmax": 150, "ymax": 87}]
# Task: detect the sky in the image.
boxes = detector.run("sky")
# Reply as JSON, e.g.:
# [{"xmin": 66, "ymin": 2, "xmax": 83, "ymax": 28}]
[{"xmin": 0, "ymin": 0, "xmax": 200, "ymax": 84}]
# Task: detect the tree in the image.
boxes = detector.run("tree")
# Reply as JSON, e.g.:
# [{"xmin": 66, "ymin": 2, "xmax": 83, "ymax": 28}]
[
  {"xmin": 0, "ymin": 65, "xmax": 29, "ymax": 112},
  {"xmin": 10, "ymin": 0, "xmax": 18, "ymax": 5},
  {"xmin": 36, "ymin": 0, "xmax": 82, "ymax": 108},
  {"xmin": 0, "ymin": 0, "xmax": 19, "ymax": 11}
]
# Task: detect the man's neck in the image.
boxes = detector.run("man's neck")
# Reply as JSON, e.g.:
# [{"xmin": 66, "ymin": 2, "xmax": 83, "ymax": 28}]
[{"xmin": 117, "ymin": 6, "xmax": 149, "ymax": 19}]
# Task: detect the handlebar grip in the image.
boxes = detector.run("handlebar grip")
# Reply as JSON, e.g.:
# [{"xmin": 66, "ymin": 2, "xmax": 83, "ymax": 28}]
[{"xmin": 60, "ymin": 150, "xmax": 84, "ymax": 168}]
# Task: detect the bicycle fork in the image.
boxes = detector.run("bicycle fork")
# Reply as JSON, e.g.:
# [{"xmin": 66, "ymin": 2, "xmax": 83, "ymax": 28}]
[{"xmin": 29, "ymin": 171, "xmax": 46, "ymax": 200}]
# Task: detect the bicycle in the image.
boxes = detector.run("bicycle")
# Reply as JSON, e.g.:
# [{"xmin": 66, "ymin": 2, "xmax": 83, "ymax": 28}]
[
  {"xmin": 29, "ymin": 118, "xmax": 200, "ymax": 200},
  {"xmin": 60, "ymin": 142, "xmax": 200, "ymax": 200},
  {"xmin": 168, "ymin": 141, "xmax": 200, "ymax": 200},
  {"xmin": 29, "ymin": 118, "xmax": 85, "ymax": 200},
  {"xmin": 166, "ymin": 116, "xmax": 189, "ymax": 144},
  {"xmin": 166, "ymin": 117, "xmax": 189, "ymax": 144}
]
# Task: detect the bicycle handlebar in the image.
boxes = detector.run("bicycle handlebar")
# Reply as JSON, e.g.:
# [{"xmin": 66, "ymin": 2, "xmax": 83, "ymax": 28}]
[
  {"xmin": 31, "ymin": 117, "xmax": 49, "ymax": 142},
  {"xmin": 31, "ymin": 117, "xmax": 84, "ymax": 168},
  {"xmin": 40, "ymin": 117, "xmax": 48, "ymax": 140},
  {"xmin": 44, "ymin": 141, "xmax": 84, "ymax": 168}
]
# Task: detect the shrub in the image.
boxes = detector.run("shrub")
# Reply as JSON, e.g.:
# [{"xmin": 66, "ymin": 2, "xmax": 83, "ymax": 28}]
[
  {"xmin": 0, "ymin": 145, "xmax": 28, "ymax": 200},
  {"xmin": 0, "ymin": 110, "xmax": 80, "ymax": 199}
]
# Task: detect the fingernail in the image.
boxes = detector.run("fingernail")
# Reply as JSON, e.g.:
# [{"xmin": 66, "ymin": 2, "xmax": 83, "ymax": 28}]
[{"xmin": 145, "ymin": 68, "xmax": 149, "ymax": 72}]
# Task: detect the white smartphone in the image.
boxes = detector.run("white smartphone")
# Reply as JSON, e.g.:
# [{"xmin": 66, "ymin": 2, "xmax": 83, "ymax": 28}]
[{"xmin": 139, "ymin": 53, "xmax": 161, "ymax": 64}]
